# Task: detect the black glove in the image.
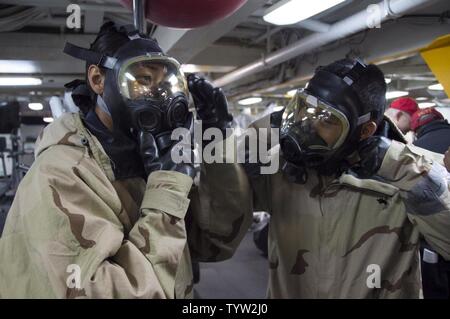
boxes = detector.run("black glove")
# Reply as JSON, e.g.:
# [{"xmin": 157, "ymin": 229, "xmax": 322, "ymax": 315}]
[
  {"xmin": 139, "ymin": 116, "xmax": 195, "ymax": 179},
  {"xmin": 187, "ymin": 74, "xmax": 233, "ymax": 134},
  {"xmin": 270, "ymin": 107, "xmax": 285, "ymax": 128},
  {"xmin": 352, "ymin": 136, "xmax": 392, "ymax": 178}
]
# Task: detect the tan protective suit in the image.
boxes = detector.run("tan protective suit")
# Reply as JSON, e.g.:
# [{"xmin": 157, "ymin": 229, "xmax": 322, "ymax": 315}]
[
  {"xmin": 195, "ymin": 117, "xmax": 450, "ymax": 298},
  {"xmin": 2, "ymin": 111, "xmax": 449, "ymax": 299},
  {"xmin": 0, "ymin": 113, "xmax": 252, "ymax": 298}
]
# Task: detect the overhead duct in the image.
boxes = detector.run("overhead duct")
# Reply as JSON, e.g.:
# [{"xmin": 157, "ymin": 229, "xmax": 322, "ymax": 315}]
[
  {"xmin": 213, "ymin": 0, "xmax": 438, "ymax": 88},
  {"xmin": 133, "ymin": 0, "xmax": 147, "ymax": 35}
]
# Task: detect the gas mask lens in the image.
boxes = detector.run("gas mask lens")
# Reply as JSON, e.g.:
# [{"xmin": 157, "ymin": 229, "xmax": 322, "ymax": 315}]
[
  {"xmin": 281, "ymin": 90, "xmax": 349, "ymax": 151},
  {"xmin": 118, "ymin": 56, "xmax": 188, "ymax": 102},
  {"xmin": 117, "ymin": 55, "xmax": 190, "ymax": 134}
]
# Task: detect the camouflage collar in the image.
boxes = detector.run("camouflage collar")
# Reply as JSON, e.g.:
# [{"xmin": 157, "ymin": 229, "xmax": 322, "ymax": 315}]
[{"xmin": 35, "ymin": 112, "xmax": 115, "ymax": 182}]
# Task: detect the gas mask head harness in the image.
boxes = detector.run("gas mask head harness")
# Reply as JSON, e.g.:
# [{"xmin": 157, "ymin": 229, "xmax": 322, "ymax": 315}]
[
  {"xmin": 280, "ymin": 60, "xmax": 374, "ymax": 180},
  {"xmin": 63, "ymin": 25, "xmax": 190, "ymax": 152}
]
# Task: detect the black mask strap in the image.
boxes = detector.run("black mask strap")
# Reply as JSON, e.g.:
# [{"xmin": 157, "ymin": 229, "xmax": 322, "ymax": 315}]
[{"xmin": 63, "ymin": 42, "xmax": 118, "ymax": 70}]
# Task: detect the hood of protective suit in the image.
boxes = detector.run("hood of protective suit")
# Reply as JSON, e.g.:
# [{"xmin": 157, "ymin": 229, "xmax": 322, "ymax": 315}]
[
  {"xmin": 35, "ymin": 114, "xmax": 86, "ymax": 158},
  {"xmin": 34, "ymin": 113, "xmax": 115, "ymax": 182}
]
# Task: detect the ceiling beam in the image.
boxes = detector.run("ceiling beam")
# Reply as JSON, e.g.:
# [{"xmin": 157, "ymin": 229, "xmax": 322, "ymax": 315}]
[
  {"xmin": 152, "ymin": 0, "xmax": 267, "ymax": 63},
  {"xmin": 228, "ymin": 19, "xmax": 450, "ymax": 99},
  {"xmin": 0, "ymin": 32, "xmax": 95, "ymax": 61},
  {"xmin": 84, "ymin": 10, "xmax": 105, "ymax": 34}
]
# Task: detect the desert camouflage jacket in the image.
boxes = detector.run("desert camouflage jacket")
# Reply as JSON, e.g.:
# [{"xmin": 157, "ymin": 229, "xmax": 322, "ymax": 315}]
[
  {"xmin": 198, "ymin": 116, "xmax": 450, "ymax": 298},
  {"xmin": 0, "ymin": 112, "xmax": 252, "ymax": 298}
]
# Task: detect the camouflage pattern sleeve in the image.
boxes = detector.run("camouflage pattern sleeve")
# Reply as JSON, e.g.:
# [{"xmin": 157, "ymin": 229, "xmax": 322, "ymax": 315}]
[
  {"xmin": 81, "ymin": 170, "xmax": 192, "ymax": 299},
  {"xmin": 378, "ymin": 141, "xmax": 450, "ymax": 260},
  {"xmin": 126, "ymin": 170, "xmax": 193, "ymax": 297},
  {"xmin": 186, "ymin": 161, "xmax": 254, "ymax": 262},
  {"xmin": 185, "ymin": 125, "xmax": 273, "ymax": 262},
  {"xmin": 11, "ymin": 145, "xmax": 192, "ymax": 298}
]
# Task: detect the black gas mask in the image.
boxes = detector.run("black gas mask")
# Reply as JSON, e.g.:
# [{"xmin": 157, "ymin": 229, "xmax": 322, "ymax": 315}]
[
  {"xmin": 280, "ymin": 60, "xmax": 374, "ymax": 180},
  {"xmin": 64, "ymin": 26, "xmax": 190, "ymax": 154},
  {"xmin": 109, "ymin": 50, "xmax": 190, "ymax": 152}
]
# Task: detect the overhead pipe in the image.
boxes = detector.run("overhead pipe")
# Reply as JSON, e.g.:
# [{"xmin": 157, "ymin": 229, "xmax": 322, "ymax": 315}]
[
  {"xmin": 133, "ymin": 0, "xmax": 147, "ymax": 35},
  {"xmin": 252, "ymin": 26, "xmax": 283, "ymax": 45},
  {"xmin": 251, "ymin": 19, "xmax": 331, "ymax": 45},
  {"xmin": 296, "ymin": 19, "xmax": 331, "ymax": 33},
  {"xmin": 213, "ymin": 0, "xmax": 438, "ymax": 88}
]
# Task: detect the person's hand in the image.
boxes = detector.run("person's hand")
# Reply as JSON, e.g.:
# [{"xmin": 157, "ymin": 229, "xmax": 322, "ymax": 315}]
[
  {"xmin": 445, "ymin": 147, "xmax": 450, "ymax": 172},
  {"xmin": 270, "ymin": 107, "xmax": 285, "ymax": 128},
  {"xmin": 139, "ymin": 115, "xmax": 195, "ymax": 179},
  {"xmin": 352, "ymin": 136, "xmax": 392, "ymax": 178},
  {"xmin": 187, "ymin": 74, "xmax": 233, "ymax": 134}
]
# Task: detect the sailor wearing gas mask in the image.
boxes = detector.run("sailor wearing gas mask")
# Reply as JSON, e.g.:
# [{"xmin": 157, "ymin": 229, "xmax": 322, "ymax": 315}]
[
  {"xmin": 0, "ymin": 22, "xmax": 250, "ymax": 298},
  {"xmin": 195, "ymin": 58, "xmax": 450, "ymax": 298}
]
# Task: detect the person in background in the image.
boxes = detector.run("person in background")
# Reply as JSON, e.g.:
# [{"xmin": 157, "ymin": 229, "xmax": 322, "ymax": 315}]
[
  {"xmin": 410, "ymin": 107, "xmax": 450, "ymax": 299},
  {"xmin": 412, "ymin": 107, "xmax": 450, "ymax": 154},
  {"xmin": 384, "ymin": 97, "xmax": 419, "ymax": 143}
]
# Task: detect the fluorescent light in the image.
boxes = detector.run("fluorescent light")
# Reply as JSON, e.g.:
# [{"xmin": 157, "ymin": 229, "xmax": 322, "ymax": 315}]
[
  {"xmin": 385, "ymin": 78, "xmax": 392, "ymax": 84},
  {"xmin": 263, "ymin": 0, "xmax": 346, "ymax": 25},
  {"xmin": 418, "ymin": 102, "xmax": 436, "ymax": 109},
  {"xmin": 0, "ymin": 60, "xmax": 38, "ymax": 74},
  {"xmin": 0, "ymin": 77, "xmax": 42, "ymax": 86},
  {"xmin": 43, "ymin": 117, "xmax": 54, "ymax": 123},
  {"xmin": 28, "ymin": 102, "xmax": 43, "ymax": 111},
  {"xmin": 287, "ymin": 89, "xmax": 298, "ymax": 97},
  {"xmin": 238, "ymin": 97, "xmax": 262, "ymax": 106},
  {"xmin": 428, "ymin": 83, "xmax": 444, "ymax": 91},
  {"xmin": 386, "ymin": 91, "xmax": 408, "ymax": 100},
  {"xmin": 416, "ymin": 97, "xmax": 429, "ymax": 101}
]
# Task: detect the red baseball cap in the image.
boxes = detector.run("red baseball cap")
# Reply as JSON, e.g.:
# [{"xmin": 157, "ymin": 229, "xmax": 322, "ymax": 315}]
[
  {"xmin": 390, "ymin": 97, "xmax": 419, "ymax": 116},
  {"xmin": 411, "ymin": 107, "xmax": 444, "ymax": 132}
]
